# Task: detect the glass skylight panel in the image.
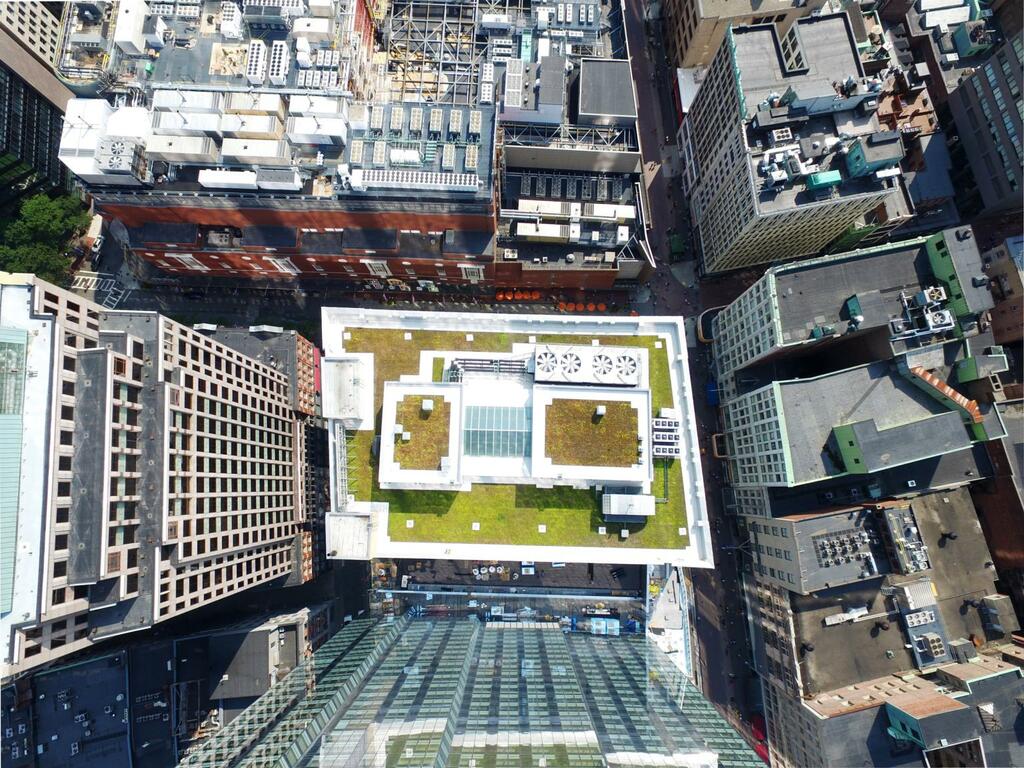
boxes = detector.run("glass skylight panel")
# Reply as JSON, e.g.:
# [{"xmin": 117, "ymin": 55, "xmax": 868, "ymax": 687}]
[{"xmin": 463, "ymin": 405, "xmax": 532, "ymax": 457}]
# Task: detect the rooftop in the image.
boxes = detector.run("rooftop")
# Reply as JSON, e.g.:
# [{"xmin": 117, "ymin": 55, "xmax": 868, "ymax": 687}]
[
  {"xmin": 774, "ymin": 238, "xmax": 934, "ymax": 346},
  {"xmin": 749, "ymin": 442, "xmax": 992, "ymax": 516},
  {"xmin": 577, "ymin": 58, "xmax": 638, "ymax": 122},
  {"xmin": 732, "ymin": 16, "xmax": 863, "ymax": 109},
  {"xmin": 792, "ymin": 487, "xmax": 1014, "ymax": 694},
  {"xmin": 779, "ymin": 359, "xmax": 965, "ymax": 485},
  {"xmin": 54, "ymin": 0, "xmax": 653, "ymax": 272},
  {"xmin": 759, "ymin": 506, "xmax": 900, "ymax": 594},
  {"xmin": 544, "ymin": 398, "xmax": 639, "ymax": 467},
  {"xmin": 731, "ymin": 16, "xmax": 905, "ymax": 215},
  {"xmin": 713, "ymin": 229, "xmax": 995, "ymax": 388},
  {"xmin": 31, "ymin": 652, "xmax": 132, "ymax": 768},
  {"xmin": 320, "ymin": 308, "xmax": 711, "ymax": 567},
  {"xmin": 901, "ymin": 5, "xmax": 1001, "ymax": 99}
]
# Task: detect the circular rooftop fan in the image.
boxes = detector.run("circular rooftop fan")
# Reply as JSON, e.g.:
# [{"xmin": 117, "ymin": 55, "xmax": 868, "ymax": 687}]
[
  {"xmin": 615, "ymin": 354, "xmax": 638, "ymax": 377},
  {"xmin": 592, "ymin": 354, "xmax": 614, "ymax": 376},
  {"xmin": 536, "ymin": 350, "xmax": 558, "ymax": 374},
  {"xmin": 560, "ymin": 352, "xmax": 582, "ymax": 375}
]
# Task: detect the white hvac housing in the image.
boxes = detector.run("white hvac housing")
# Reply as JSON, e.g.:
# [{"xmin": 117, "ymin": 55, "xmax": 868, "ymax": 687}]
[{"xmin": 533, "ymin": 344, "xmax": 641, "ymax": 387}]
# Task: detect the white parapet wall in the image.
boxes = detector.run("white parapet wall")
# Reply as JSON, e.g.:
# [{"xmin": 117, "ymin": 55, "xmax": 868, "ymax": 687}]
[{"xmin": 321, "ymin": 307, "xmax": 714, "ymax": 569}]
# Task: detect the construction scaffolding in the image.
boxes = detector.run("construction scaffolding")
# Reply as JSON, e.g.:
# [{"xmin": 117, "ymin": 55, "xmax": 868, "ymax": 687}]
[
  {"xmin": 385, "ymin": 0, "xmax": 488, "ymax": 104},
  {"xmin": 500, "ymin": 122, "xmax": 640, "ymax": 152}
]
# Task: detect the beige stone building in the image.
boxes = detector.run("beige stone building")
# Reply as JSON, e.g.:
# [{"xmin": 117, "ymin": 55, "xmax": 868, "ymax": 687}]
[
  {"xmin": 982, "ymin": 236, "xmax": 1023, "ymax": 345},
  {"xmin": 662, "ymin": 0, "xmax": 826, "ymax": 69},
  {"xmin": 0, "ymin": 1, "xmax": 63, "ymax": 67},
  {"xmin": 0, "ymin": 275, "xmax": 314, "ymax": 678}
]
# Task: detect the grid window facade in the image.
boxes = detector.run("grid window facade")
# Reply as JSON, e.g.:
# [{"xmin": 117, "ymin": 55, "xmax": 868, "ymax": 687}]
[
  {"xmin": 724, "ymin": 385, "xmax": 789, "ymax": 486},
  {"xmin": 180, "ymin": 617, "xmax": 762, "ymax": 768},
  {"xmin": 6, "ymin": 278, "xmax": 304, "ymax": 676}
]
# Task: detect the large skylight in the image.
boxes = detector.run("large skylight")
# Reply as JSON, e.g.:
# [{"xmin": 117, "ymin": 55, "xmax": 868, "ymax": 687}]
[{"xmin": 463, "ymin": 405, "xmax": 533, "ymax": 457}]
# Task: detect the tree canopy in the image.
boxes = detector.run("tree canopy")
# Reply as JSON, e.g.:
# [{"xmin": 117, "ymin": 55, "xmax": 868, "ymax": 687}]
[{"xmin": 0, "ymin": 194, "xmax": 91, "ymax": 284}]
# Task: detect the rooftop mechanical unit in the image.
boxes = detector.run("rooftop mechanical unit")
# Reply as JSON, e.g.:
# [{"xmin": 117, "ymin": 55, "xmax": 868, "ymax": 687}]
[
  {"xmin": 351, "ymin": 169, "xmax": 479, "ymax": 192},
  {"xmin": 429, "ymin": 108, "xmax": 444, "ymax": 135},
  {"xmin": 409, "ymin": 107, "xmax": 423, "ymax": 135},
  {"xmin": 533, "ymin": 344, "xmax": 641, "ymax": 387},
  {"xmin": 370, "ymin": 106, "xmax": 385, "ymax": 133},
  {"xmin": 390, "ymin": 106, "xmax": 404, "ymax": 134},
  {"xmin": 449, "ymin": 109, "xmax": 463, "ymax": 138},
  {"xmin": 480, "ymin": 62, "xmax": 495, "ymax": 104},
  {"xmin": 246, "ymin": 39, "xmax": 268, "ymax": 85},
  {"xmin": 441, "ymin": 143, "xmax": 456, "ymax": 171},
  {"xmin": 349, "ymin": 139, "xmax": 364, "ymax": 165},
  {"xmin": 268, "ymin": 40, "xmax": 290, "ymax": 86}
]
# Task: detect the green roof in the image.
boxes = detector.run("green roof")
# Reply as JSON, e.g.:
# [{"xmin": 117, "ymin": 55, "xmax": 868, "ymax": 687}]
[{"xmin": 341, "ymin": 328, "xmax": 688, "ymax": 550}]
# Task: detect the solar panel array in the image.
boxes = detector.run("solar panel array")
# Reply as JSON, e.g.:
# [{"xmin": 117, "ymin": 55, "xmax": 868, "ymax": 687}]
[{"xmin": 463, "ymin": 406, "xmax": 533, "ymax": 458}]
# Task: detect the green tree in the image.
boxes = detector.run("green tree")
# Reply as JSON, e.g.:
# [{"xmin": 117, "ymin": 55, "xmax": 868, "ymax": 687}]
[
  {"xmin": 0, "ymin": 194, "xmax": 89, "ymax": 284},
  {"xmin": 0, "ymin": 244, "xmax": 72, "ymax": 285},
  {"xmin": 4, "ymin": 194, "xmax": 90, "ymax": 248}
]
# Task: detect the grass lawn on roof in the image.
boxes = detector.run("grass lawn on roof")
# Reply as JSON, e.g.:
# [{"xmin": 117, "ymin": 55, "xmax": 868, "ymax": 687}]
[
  {"xmin": 342, "ymin": 327, "xmax": 688, "ymax": 549},
  {"xmin": 393, "ymin": 395, "xmax": 451, "ymax": 471},
  {"xmin": 348, "ymin": 431, "xmax": 688, "ymax": 548},
  {"xmin": 344, "ymin": 328, "xmax": 676, "ymax": 414},
  {"xmin": 545, "ymin": 399, "xmax": 639, "ymax": 467}
]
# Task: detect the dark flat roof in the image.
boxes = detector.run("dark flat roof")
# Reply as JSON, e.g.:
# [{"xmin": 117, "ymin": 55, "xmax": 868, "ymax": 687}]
[
  {"xmin": 443, "ymin": 228, "xmax": 495, "ymax": 257},
  {"xmin": 780, "ymin": 361, "xmax": 950, "ymax": 484},
  {"xmin": 793, "ymin": 487, "xmax": 1002, "ymax": 694},
  {"xmin": 732, "ymin": 15, "xmax": 863, "ymax": 109},
  {"xmin": 578, "ymin": 59, "xmax": 637, "ymax": 119},
  {"xmin": 906, "ymin": 133, "xmax": 955, "ymax": 204},
  {"xmin": 945, "ymin": 228, "xmax": 993, "ymax": 315},
  {"xmin": 130, "ymin": 222, "xmax": 199, "ymax": 246},
  {"xmin": 342, "ymin": 228, "xmax": 396, "ymax": 251},
  {"xmin": 762, "ymin": 443, "xmax": 992, "ymax": 516},
  {"xmin": 33, "ymin": 653, "xmax": 132, "ymax": 768},
  {"xmin": 774, "ymin": 241, "xmax": 933, "ymax": 343},
  {"xmin": 242, "ymin": 226, "xmax": 297, "ymax": 248},
  {"xmin": 300, "ymin": 231, "xmax": 345, "ymax": 254},
  {"xmin": 846, "ymin": 411, "xmax": 971, "ymax": 473}
]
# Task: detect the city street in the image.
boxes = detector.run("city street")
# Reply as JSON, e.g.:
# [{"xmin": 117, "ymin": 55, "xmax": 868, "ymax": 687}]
[
  {"xmin": 621, "ymin": 0, "xmax": 700, "ymax": 317},
  {"xmin": 62, "ymin": 2, "xmax": 766, "ymax": 743},
  {"xmin": 621, "ymin": 0, "xmax": 764, "ymax": 739}
]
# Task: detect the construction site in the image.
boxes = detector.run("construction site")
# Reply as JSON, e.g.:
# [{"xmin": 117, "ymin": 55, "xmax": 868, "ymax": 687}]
[{"xmin": 53, "ymin": 0, "xmax": 654, "ymax": 291}]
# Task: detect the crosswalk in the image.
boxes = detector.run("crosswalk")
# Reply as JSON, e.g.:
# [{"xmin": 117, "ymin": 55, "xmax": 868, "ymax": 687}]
[
  {"xmin": 102, "ymin": 285, "xmax": 128, "ymax": 309},
  {"xmin": 71, "ymin": 271, "xmax": 116, "ymax": 291},
  {"xmin": 71, "ymin": 271, "xmax": 130, "ymax": 309}
]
